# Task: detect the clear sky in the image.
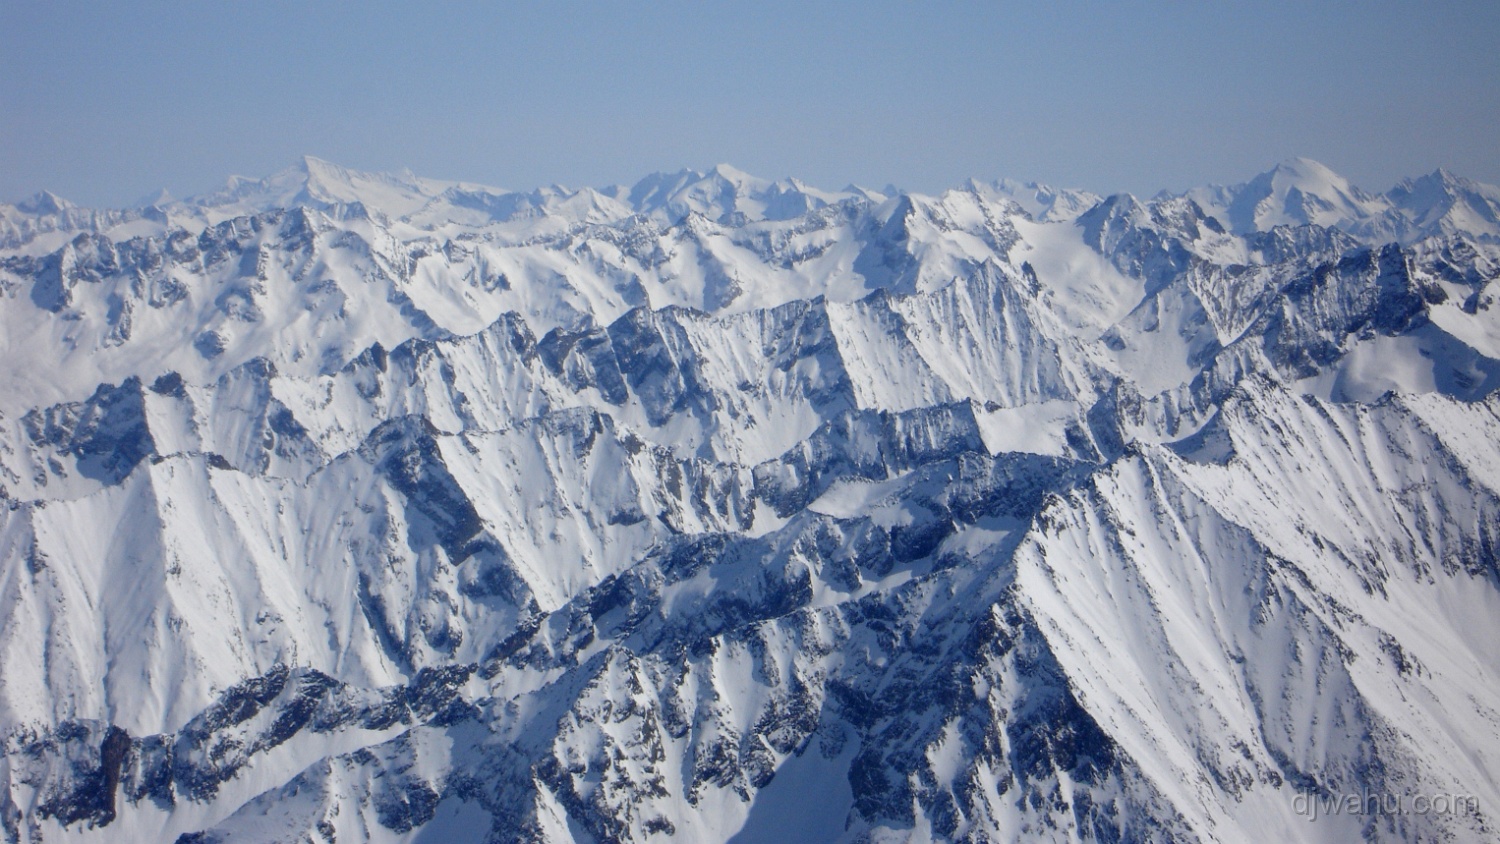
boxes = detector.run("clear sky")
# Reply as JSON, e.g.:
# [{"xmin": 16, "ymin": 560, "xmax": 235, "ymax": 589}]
[{"xmin": 3, "ymin": 1, "xmax": 1498, "ymax": 207}]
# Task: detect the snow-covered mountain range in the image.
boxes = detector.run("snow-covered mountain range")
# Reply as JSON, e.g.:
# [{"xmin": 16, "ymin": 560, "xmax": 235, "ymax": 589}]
[{"xmin": 1, "ymin": 156, "xmax": 1499, "ymax": 842}]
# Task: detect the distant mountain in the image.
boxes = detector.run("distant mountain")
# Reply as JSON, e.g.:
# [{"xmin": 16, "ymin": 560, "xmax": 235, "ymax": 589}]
[
  {"xmin": 1177, "ymin": 156, "xmax": 1500, "ymax": 245},
  {"xmin": 0, "ymin": 159, "xmax": 1498, "ymax": 843},
  {"xmin": 972, "ymin": 177, "xmax": 1102, "ymax": 223},
  {"xmin": 1387, "ymin": 167, "xmax": 1500, "ymax": 242}
]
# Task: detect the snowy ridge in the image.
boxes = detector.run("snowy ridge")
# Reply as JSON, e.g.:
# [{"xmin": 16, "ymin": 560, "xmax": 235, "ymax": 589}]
[
  {"xmin": 1180, "ymin": 157, "xmax": 1500, "ymax": 246},
  {"xmin": 1, "ymin": 159, "xmax": 1499, "ymax": 842}
]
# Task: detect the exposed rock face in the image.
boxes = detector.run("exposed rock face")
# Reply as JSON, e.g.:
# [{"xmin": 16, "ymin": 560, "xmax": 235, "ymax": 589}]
[{"xmin": 1, "ymin": 159, "xmax": 1499, "ymax": 842}]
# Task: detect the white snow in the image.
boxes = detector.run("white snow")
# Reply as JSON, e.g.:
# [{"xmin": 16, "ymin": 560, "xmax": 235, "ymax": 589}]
[{"xmin": 2, "ymin": 156, "xmax": 1499, "ymax": 844}]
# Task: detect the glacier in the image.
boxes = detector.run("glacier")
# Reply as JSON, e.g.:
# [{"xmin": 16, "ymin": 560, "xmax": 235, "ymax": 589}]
[{"xmin": 0, "ymin": 156, "xmax": 1498, "ymax": 842}]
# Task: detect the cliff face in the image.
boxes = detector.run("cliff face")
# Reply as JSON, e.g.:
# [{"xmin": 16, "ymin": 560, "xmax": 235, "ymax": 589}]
[{"xmin": 1, "ymin": 159, "xmax": 1498, "ymax": 842}]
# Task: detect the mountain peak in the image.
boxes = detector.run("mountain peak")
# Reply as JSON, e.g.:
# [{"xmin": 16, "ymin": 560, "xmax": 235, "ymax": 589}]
[
  {"xmin": 1387, "ymin": 166, "xmax": 1500, "ymax": 238},
  {"xmin": 136, "ymin": 188, "xmax": 175, "ymax": 208},
  {"xmin": 1196, "ymin": 157, "xmax": 1382, "ymax": 234},
  {"xmin": 298, "ymin": 155, "xmax": 350, "ymax": 188},
  {"xmin": 1267, "ymin": 156, "xmax": 1340, "ymax": 180},
  {"xmin": 708, "ymin": 162, "xmax": 760, "ymax": 185},
  {"xmin": 1429, "ymin": 165, "xmax": 1461, "ymax": 185},
  {"xmin": 187, "ymin": 156, "xmax": 475, "ymax": 222},
  {"xmin": 628, "ymin": 164, "xmax": 800, "ymax": 222},
  {"xmin": 1250, "ymin": 157, "xmax": 1361, "ymax": 202},
  {"xmin": 968, "ymin": 177, "xmax": 1101, "ymax": 223},
  {"xmin": 16, "ymin": 190, "xmax": 75, "ymax": 215}
]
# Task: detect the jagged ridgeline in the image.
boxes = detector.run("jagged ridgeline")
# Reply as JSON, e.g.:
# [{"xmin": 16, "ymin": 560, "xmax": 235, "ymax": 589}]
[{"xmin": 1, "ymin": 157, "xmax": 1499, "ymax": 842}]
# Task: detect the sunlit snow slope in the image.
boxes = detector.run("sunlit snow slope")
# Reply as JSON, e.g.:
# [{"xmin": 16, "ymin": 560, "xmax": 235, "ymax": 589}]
[{"xmin": 1, "ymin": 157, "xmax": 1499, "ymax": 843}]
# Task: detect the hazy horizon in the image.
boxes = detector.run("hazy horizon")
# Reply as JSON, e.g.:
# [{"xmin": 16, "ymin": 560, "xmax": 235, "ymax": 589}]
[{"xmin": 4, "ymin": 1, "xmax": 1498, "ymax": 207}]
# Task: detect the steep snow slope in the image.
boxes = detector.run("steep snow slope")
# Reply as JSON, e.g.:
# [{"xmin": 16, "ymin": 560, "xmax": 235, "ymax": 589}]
[{"xmin": 1, "ymin": 158, "xmax": 1499, "ymax": 843}]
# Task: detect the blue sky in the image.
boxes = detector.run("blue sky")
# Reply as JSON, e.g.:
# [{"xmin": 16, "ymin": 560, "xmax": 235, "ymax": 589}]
[{"xmin": 3, "ymin": 1, "xmax": 1497, "ymax": 206}]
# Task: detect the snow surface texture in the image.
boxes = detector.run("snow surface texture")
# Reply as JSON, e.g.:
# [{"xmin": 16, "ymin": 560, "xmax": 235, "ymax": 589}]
[{"xmin": 1, "ymin": 157, "xmax": 1499, "ymax": 842}]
